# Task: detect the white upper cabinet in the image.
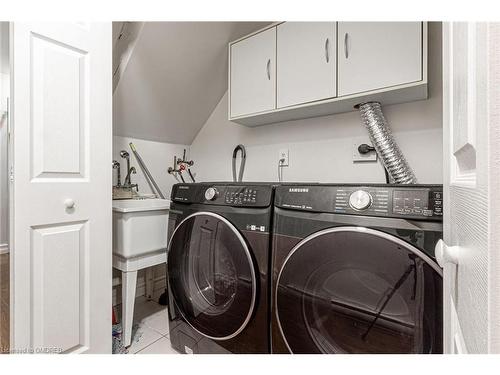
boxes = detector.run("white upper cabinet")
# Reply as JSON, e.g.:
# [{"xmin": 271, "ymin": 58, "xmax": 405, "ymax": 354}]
[
  {"xmin": 277, "ymin": 22, "xmax": 337, "ymax": 108},
  {"xmin": 230, "ymin": 27, "xmax": 276, "ymax": 118},
  {"xmin": 337, "ymin": 22, "xmax": 422, "ymax": 96},
  {"xmin": 229, "ymin": 22, "xmax": 427, "ymax": 126}
]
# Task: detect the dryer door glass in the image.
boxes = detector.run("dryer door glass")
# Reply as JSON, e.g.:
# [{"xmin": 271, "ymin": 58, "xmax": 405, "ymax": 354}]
[
  {"xmin": 275, "ymin": 227, "xmax": 443, "ymax": 353},
  {"xmin": 168, "ymin": 212, "xmax": 257, "ymax": 340}
]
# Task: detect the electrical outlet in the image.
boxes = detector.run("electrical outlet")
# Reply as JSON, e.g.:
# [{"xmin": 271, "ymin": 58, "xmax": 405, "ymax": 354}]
[
  {"xmin": 353, "ymin": 140, "xmax": 377, "ymax": 162},
  {"xmin": 278, "ymin": 148, "xmax": 289, "ymax": 166}
]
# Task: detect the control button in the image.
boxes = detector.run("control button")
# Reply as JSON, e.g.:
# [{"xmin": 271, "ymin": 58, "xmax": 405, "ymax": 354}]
[
  {"xmin": 423, "ymin": 209, "xmax": 433, "ymax": 216},
  {"xmin": 348, "ymin": 190, "xmax": 372, "ymax": 211},
  {"xmin": 204, "ymin": 187, "xmax": 218, "ymax": 201}
]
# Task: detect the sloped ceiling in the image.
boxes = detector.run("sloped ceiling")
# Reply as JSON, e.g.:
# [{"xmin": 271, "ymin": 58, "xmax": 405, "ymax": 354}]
[{"xmin": 113, "ymin": 22, "xmax": 271, "ymax": 145}]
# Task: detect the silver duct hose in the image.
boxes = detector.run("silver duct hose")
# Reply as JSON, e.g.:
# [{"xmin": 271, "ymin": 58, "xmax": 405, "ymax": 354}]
[{"xmin": 358, "ymin": 102, "xmax": 417, "ymax": 184}]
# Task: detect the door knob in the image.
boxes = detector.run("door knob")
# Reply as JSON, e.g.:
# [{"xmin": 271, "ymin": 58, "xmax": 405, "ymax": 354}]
[
  {"xmin": 435, "ymin": 239, "xmax": 459, "ymax": 267},
  {"xmin": 64, "ymin": 198, "xmax": 75, "ymax": 209}
]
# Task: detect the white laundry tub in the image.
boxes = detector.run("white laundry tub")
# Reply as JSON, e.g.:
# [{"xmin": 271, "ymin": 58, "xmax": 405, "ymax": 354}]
[{"xmin": 112, "ymin": 198, "xmax": 171, "ymax": 259}]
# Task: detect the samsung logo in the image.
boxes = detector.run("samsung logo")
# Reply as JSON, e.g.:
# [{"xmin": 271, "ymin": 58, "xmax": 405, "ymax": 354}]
[
  {"xmin": 178, "ymin": 186, "xmax": 190, "ymax": 190},
  {"xmin": 289, "ymin": 188, "xmax": 309, "ymax": 193}
]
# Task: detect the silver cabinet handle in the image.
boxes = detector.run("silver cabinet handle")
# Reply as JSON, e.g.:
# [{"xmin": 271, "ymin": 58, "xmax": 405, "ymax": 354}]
[
  {"xmin": 266, "ymin": 59, "xmax": 271, "ymax": 80},
  {"xmin": 325, "ymin": 38, "xmax": 330, "ymax": 63},
  {"xmin": 344, "ymin": 33, "xmax": 349, "ymax": 59}
]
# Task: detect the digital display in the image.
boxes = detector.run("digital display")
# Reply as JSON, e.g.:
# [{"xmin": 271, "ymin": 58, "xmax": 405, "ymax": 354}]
[{"xmin": 393, "ymin": 189, "xmax": 429, "ymax": 215}]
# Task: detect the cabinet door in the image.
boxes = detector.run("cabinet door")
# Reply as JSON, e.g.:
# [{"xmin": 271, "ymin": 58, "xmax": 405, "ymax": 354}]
[
  {"xmin": 277, "ymin": 22, "xmax": 336, "ymax": 108},
  {"xmin": 230, "ymin": 27, "xmax": 276, "ymax": 118},
  {"xmin": 338, "ymin": 22, "xmax": 422, "ymax": 97}
]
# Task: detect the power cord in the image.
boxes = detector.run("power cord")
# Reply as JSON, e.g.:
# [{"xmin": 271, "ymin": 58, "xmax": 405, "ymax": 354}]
[
  {"xmin": 278, "ymin": 158, "xmax": 285, "ymax": 182},
  {"xmin": 358, "ymin": 143, "xmax": 390, "ymax": 184}
]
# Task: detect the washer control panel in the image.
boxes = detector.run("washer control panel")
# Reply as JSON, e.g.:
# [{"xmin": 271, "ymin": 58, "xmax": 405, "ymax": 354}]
[
  {"xmin": 171, "ymin": 183, "xmax": 273, "ymax": 207},
  {"xmin": 224, "ymin": 187, "xmax": 258, "ymax": 205},
  {"xmin": 275, "ymin": 184, "xmax": 443, "ymax": 221},
  {"xmin": 392, "ymin": 189, "xmax": 442, "ymax": 217}
]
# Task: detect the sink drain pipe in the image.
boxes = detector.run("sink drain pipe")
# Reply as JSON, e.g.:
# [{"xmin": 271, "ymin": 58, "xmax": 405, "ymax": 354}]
[{"xmin": 357, "ymin": 102, "xmax": 417, "ymax": 184}]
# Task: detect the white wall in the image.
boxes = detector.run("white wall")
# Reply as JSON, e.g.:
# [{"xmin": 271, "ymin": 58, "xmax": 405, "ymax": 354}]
[
  {"xmin": 190, "ymin": 22, "xmax": 443, "ymax": 185},
  {"xmin": 113, "ymin": 136, "xmax": 189, "ymax": 199}
]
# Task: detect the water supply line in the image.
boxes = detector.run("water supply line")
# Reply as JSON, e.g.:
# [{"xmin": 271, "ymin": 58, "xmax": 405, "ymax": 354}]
[
  {"xmin": 357, "ymin": 102, "xmax": 417, "ymax": 184},
  {"xmin": 129, "ymin": 142, "xmax": 166, "ymax": 199},
  {"xmin": 176, "ymin": 149, "xmax": 195, "ymax": 183},
  {"xmin": 232, "ymin": 144, "xmax": 246, "ymax": 182}
]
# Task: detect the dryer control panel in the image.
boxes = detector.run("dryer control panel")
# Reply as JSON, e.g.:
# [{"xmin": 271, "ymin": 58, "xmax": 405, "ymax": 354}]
[{"xmin": 275, "ymin": 184, "xmax": 443, "ymax": 221}]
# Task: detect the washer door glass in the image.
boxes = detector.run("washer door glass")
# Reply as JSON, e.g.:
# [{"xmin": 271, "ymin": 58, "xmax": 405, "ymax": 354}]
[
  {"xmin": 168, "ymin": 212, "xmax": 257, "ymax": 340},
  {"xmin": 276, "ymin": 227, "xmax": 443, "ymax": 353}
]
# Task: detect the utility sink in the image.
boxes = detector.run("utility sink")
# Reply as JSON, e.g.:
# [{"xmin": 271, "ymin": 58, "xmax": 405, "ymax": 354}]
[{"xmin": 112, "ymin": 198, "xmax": 171, "ymax": 259}]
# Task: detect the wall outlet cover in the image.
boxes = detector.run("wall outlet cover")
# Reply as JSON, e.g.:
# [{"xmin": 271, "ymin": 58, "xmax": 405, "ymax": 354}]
[
  {"xmin": 353, "ymin": 140, "xmax": 377, "ymax": 162},
  {"xmin": 278, "ymin": 148, "xmax": 289, "ymax": 166}
]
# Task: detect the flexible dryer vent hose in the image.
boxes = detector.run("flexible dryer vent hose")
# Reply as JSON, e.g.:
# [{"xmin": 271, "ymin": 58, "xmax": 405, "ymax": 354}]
[{"xmin": 358, "ymin": 102, "xmax": 417, "ymax": 184}]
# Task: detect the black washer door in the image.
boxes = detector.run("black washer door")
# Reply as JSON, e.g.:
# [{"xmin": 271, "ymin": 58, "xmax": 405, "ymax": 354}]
[
  {"xmin": 276, "ymin": 227, "xmax": 443, "ymax": 354},
  {"xmin": 168, "ymin": 212, "xmax": 257, "ymax": 340}
]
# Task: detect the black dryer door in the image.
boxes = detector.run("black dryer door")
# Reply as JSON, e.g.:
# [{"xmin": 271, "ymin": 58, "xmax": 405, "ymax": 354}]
[
  {"xmin": 168, "ymin": 212, "xmax": 257, "ymax": 340},
  {"xmin": 275, "ymin": 226, "xmax": 443, "ymax": 354}
]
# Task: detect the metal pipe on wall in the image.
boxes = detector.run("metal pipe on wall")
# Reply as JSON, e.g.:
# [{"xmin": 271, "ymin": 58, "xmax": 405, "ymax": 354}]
[{"xmin": 129, "ymin": 142, "xmax": 166, "ymax": 199}]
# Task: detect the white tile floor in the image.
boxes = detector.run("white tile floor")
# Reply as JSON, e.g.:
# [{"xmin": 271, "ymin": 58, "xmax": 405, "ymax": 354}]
[{"xmin": 116, "ymin": 296, "xmax": 181, "ymax": 354}]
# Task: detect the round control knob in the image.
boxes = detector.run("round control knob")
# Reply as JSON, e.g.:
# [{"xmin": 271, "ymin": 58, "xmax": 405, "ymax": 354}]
[
  {"xmin": 205, "ymin": 187, "xmax": 218, "ymax": 201},
  {"xmin": 349, "ymin": 190, "xmax": 372, "ymax": 211}
]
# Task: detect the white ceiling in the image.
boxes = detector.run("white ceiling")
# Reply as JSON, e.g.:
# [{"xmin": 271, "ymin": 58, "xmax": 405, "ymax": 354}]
[{"xmin": 113, "ymin": 22, "xmax": 271, "ymax": 145}]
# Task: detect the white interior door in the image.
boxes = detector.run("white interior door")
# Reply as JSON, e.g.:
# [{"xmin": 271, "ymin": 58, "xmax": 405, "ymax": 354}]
[
  {"xmin": 337, "ymin": 22, "xmax": 422, "ymax": 97},
  {"xmin": 276, "ymin": 22, "xmax": 336, "ymax": 108},
  {"xmin": 230, "ymin": 27, "xmax": 276, "ymax": 118},
  {"xmin": 441, "ymin": 22, "xmax": 500, "ymax": 354},
  {"xmin": 10, "ymin": 23, "xmax": 112, "ymax": 354}
]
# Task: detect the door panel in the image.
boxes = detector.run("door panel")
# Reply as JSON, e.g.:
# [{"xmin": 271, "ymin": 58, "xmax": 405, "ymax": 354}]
[
  {"xmin": 230, "ymin": 27, "xmax": 276, "ymax": 117},
  {"xmin": 31, "ymin": 222, "xmax": 87, "ymax": 352},
  {"xmin": 168, "ymin": 213, "xmax": 256, "ymax": 340},
  {"xmin": 277, "ymin": 22, "xmax": 336, "ymax": 108},
  {"xmin": 337, "ymin": 22, "xmax": 422, "ymax": 96},
  {"xmin": 276, "ymin": 227, "xmax": 442, "ymax": 354},
  {"xmin": 11, "ymin": 23, "xmax": 111, "ymax": 353},
  {"xmin": 31, "ymin": 33, "xmax": 88, "ymax": 179}
]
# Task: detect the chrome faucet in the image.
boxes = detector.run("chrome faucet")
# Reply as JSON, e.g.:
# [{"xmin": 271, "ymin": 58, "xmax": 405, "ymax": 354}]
[
  {"xmin": 112, "ymin": 160, "xmax": 121, "ymax": 187},
  {"xmin": 124, "ymin": 166, "xmax": 138, "ymax": 191},
  {"xmin": 120, "ymin": 150, "xmax": 138, "ymax": 191}
]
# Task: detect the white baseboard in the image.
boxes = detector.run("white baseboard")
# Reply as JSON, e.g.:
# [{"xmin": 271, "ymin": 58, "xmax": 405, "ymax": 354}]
[{"xmin": 0, "ymin": 244, "xmax": 8, "ymax": 254}]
